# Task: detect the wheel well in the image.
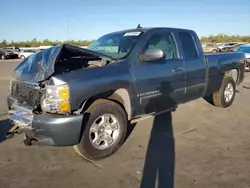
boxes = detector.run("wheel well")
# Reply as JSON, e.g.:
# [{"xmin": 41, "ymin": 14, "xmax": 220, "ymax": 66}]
[
  {"xmin": 225, "ymin": 69, "xmax": 238, "ymax": 84},
  {"xmin": 75, "ymin": 89, "xmax": 132, "ymax": 120},
  {"xmin": 108, "ymin": 89, "xmax": 132, "ymax": 120}
]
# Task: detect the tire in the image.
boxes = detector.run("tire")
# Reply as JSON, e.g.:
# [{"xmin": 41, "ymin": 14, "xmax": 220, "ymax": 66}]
[
  {"xmin": 1, "ymin": 55, "xmax": 5, "ymax": 60},
  {"xmin": 212, "ymin": 76, "xmax": 236, "ymax": 108},
  {"xmin": 74, "ymin": 99, "xmax": 128, "ymax": 161},
  {"xmin": 20, "ymin": 55, "xmax": 25, "ymax": 60}
]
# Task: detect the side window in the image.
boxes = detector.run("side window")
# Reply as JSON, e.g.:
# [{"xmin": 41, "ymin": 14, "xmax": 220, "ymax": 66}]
[
  {"xmin": 179, "ymin": 32, "xmax": 198, "ymax": 59},
  {"xmin": 146, "ymin": 32, "xmax": 178, "ymax": 60}
]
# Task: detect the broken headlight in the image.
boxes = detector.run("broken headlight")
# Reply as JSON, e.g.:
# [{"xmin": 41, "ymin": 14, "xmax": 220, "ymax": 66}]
[{"xmin": 41, "ymin": 84, "xmax": 71, "ymax": 114}]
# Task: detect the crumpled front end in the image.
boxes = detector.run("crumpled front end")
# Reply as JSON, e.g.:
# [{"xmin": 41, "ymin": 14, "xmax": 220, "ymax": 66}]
[
  {"xmin": 12, "ymin": 43, "xmax": 115, "ymax": 83},
  {"xmin": 6, "ymin": 79, "xmax": 84, "ymax": 146},
  {"xmin": 7, "ymin": 93, "xmax": 84, "ymax": 146},
  {"xmin": 6, "ymin": 44, "xmax": 110, "ymax": 146},
  {"xmin": 6, "ymin": 81, "xmax": 42, "ymax": 144},
  {"xmin": 12, "ymin": 45, "xmax": 62, "ymax": 83}
]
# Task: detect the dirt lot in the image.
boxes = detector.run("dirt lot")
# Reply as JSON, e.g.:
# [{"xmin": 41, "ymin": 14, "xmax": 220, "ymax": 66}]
[{"xmin": 0, "ymin": 59, "xmax": 250, "ymax": 188}]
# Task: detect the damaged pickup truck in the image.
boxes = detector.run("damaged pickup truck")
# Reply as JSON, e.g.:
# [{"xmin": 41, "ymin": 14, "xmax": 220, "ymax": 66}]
[{"xmin": 7, "ymin": 27, "xmax": 245, "ymax": 161}]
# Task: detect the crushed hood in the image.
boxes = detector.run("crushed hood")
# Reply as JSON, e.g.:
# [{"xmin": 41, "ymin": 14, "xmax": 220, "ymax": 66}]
[{"xmin": 12, "ymin": 44, "xmax": 115, "ymax": 83}]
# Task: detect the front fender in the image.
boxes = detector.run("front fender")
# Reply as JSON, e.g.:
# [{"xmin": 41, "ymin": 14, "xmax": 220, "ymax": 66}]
[{"xmin": 55, "ymin": 61, "xmax": 136, "ymax": 115}]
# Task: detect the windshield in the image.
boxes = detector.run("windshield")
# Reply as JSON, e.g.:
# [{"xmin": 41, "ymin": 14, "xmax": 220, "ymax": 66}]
[
  {"xmin": 236, "ymin": 46, "xmax": 250, "ymax": 53},
  {"xmin": 87, "ymin": 31, "xmax": 143, "ymax": 59}
]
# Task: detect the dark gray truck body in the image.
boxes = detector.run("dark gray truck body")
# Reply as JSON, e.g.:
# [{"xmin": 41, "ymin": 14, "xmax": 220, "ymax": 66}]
[{"xmin": 7, "ymin": 27, "xmax": 245, "ymax": 146}]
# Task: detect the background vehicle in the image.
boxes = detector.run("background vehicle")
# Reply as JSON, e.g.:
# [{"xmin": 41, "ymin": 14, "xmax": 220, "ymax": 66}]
[
  {"xmin": 218, "ymin": 42, "xmax": 238, "ymax": 50},
  {"xmin": 202, "ymin": 43, "xmax": 221, "ymax": 53},
  {"xmin": 235, "ymin": 44, "xmax": 250, "ymax": 71},
  {"xmin": 7, "ymin": 27, "xmax": 245, "ymax": 161},
  {"xmin": 18, "ymin": 49, "xmax": 38, "ymax": 59},
  {"xmin": 0, "ymin": 48, "xmax": 18, "ymax": 60},
  {"xmin": 221, "ymin": 42, "xmax": 248, "ymax": 52},
  {"xmin": 5, "ymin": 47, "xmax": 20, "ymax": 56}
]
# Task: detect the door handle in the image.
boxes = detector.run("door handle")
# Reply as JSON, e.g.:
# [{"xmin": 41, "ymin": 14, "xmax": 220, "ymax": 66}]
[{"xmin": 172, "ymin": 66, "xmax": 183, "ymax": 73}]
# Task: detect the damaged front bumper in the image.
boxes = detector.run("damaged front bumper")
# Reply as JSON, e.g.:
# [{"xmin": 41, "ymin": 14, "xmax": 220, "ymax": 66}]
[{"xmin": 7, "ymin": 96, "xmax": 84, "ymax": 146}]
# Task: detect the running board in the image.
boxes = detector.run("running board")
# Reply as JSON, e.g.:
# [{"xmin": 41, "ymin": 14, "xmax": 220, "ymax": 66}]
[{"xmin": 130, "ymin": 106, "xmax": 177, "ymax": 124}]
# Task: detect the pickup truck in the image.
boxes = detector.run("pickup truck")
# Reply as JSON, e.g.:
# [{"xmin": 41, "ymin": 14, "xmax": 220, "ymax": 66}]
[{"xmin": 6, "ymin": 27, "xmax": 245, "ymax": 161}]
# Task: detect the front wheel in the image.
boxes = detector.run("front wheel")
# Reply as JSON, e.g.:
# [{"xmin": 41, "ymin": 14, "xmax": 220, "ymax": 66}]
[
  {"xmin": 74, "ymin": 99, "xmax": 128, "ymax": 161},
  {"xmin": 20, "ymin": 55, "xmax": 25, "ymax": 60},
  {"xmin": 1, "ymin": 55, "xmax": 5, "ymax": 60},
  {"xmin": 212, "ymin": 76, "xmax": 236, "ymax": 108}
]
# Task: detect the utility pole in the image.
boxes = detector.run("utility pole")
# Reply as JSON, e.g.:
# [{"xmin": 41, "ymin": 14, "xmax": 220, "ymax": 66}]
[{"xmin": 66, "ymin": 22, "xmax": 69, "ymax": 41}]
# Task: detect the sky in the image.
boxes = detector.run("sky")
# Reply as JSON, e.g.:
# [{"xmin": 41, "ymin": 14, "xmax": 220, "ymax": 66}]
[{"xmin": 1, "ymin": 0, "xmax": 250, "ymax": 42}]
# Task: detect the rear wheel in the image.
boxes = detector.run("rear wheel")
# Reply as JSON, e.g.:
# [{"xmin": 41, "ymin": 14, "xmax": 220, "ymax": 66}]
[
  {"xmin": 212, "ymin": 76, "xmax": 236, "ymax": 108},
  {"xmin": 74, "ymin": 99, "xmax": 128, "ymax": 161}
]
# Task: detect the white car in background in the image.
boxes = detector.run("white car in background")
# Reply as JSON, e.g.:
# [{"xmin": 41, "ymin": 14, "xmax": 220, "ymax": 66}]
[
  {"xmin": 235, "ymin": 44, "xmax": 250, "ymax": 72},
  {"xmin": 18, "ymin": 49, "xmax": 38, "ymax": 60},
  {"xmin": 217, "ymin": 42, "xmax": 238, "ymax": 50}
]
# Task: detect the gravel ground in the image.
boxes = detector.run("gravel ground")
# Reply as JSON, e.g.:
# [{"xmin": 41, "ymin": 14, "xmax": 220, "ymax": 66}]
[{"xmin": 0, "ymin": 59, "xmax": 250, "ymax": 188}]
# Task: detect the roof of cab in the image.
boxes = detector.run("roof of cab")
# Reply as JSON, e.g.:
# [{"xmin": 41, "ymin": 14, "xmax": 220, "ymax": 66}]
[{"xmin": 106, "ymin": 27, "xmax": 195, "ymax": 35}]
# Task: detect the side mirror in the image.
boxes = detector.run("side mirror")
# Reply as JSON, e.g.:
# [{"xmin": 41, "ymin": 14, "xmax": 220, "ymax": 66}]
[{"xmin": 140, "ymin": 48, "xmax": 165, "ymax": 62}]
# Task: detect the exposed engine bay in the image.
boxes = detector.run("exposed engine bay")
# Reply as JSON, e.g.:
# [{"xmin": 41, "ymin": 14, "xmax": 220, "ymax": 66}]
[
  {"xmin": 12, "ymin": 44, "xmax": 116, "ymax": 83},
  {"xmin": 54, "ymin": 44, "xmax": 115, "ymax": 75}
]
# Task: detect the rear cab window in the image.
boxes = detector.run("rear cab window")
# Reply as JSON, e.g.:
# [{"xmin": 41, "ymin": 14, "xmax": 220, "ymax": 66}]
[{"xmin": 179, "ymin": 32, "xmax": 198, "ymax": 59}]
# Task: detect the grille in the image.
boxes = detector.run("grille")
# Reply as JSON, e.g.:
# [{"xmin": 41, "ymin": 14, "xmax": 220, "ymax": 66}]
[{"xmin": 11, "ymin": 81, "xmax": 41, "ymax": 107}]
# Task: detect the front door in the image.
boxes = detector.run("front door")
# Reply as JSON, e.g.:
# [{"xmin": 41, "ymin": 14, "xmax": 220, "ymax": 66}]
[{"xmin": 133, "ymin": 30, "xmax": 186, "ymax": 115}]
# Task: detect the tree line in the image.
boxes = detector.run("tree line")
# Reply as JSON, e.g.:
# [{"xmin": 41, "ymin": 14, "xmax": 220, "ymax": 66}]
[
  {"xmin": 200, "ymin": 33, "xmax": 250, "ymax": 43},
  {"xmin": 0, "ymin": 33, "xmax": 250, "ymax": 48},
  {"xmin": 0, "ymin": 38, "xmax": 94, "ymax": 48}
]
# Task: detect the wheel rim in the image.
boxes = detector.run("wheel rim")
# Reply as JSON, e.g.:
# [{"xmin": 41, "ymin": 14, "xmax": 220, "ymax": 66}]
[
  {"xmin": 1, "ymin": 55, "xmax": 5, "ymax": 59},
  {"xmin": 224, "ymin": 83, "xmax": 234, "ymax": 102},
  {"xmin": 89, "ymin": 113, "xmax": 120, "ymax": 150}
]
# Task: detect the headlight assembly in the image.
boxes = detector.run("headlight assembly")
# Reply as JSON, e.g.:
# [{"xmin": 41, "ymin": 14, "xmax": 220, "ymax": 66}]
[{"xmin": 41, "ymin": 84, "xmax": 71, "ymax": 114}]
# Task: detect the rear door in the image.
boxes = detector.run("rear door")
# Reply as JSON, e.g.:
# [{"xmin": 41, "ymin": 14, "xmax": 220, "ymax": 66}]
[
  {"xmin": 133, "ymin": 30, "xmax": 186, "ymax": 115},
  {"xmin": 178, "ymin": 31, "xmax": 206, "ymax": 102}
]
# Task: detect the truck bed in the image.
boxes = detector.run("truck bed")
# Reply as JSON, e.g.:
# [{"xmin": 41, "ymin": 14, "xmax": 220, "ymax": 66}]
[{"xmin": 204, "ymin": 51, "xmax": 245, "ymax": 95}]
